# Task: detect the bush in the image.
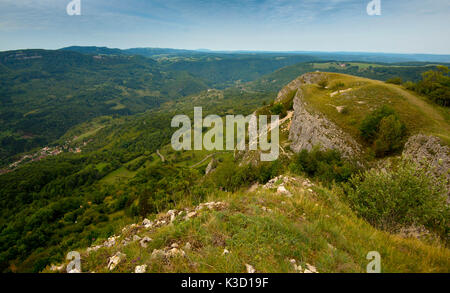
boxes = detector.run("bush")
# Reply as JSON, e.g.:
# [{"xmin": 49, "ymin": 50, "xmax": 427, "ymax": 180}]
[
  {"xmin": 254, "ymin": 159, "xmax": 284, "ymax": 183},
  {"xmin": 289, "ymin": 146, "xmax": 358, "ymax": 184},
  {"xmin": 360, "ymin": 106, "xmax": 396, "ymax": 142},
  {"xmin": 408, "ymin": 66, "xmax": 450, "ymax": 107},
  {"xmin": 343, "ymin": 159, "xmax": 449, "ymax": 236},
  {"xmin": 360, "ymin": 106, "xmax": 406, "ymax": 156},
  {"xmin": 318, "ymin": 78, "xmax": 328, "ymax": 89},
  {"xmin": 386, "ymin": 77, "xmax": 403, "ymax": 85},
  {"xmin": 373, "ymin": 115, "xmax": 406, "ymax": 157},
  {"xmin": 270, "ymin": 103, "xmax": 286, "ymax": 117},
  {"xmin": 211, "ymin": 158, "xmax": 285, "ymax": 192}
]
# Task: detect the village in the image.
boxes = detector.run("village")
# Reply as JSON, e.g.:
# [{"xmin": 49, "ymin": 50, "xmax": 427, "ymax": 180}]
[{"xmin": 0, "ymin": 137, "xmax": 93, "ymax": 175}]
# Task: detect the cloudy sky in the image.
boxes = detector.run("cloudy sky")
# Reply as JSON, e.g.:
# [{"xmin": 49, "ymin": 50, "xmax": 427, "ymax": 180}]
[{"xmin": 0, "ymin": 0, "xmax": 449, "ymax": 53}]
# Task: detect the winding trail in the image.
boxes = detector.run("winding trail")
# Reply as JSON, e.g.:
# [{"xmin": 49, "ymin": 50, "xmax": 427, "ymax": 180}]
[
  {"xmin": 156, "ymin": 149, "xmax": 165, "ymax": 162},
  {"xmin": 190, "ymin": 152, "xmax": 226, "ymax": 168}
]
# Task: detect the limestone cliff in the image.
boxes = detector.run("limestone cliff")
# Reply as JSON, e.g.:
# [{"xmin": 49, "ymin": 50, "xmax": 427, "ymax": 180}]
[
  {"xmin": 279, "ymin": 72, "xmax": 363, "ymax": 160},
  {"xmin": 403, "ymin": 134, "xmax": 450, "ymax": 192}
]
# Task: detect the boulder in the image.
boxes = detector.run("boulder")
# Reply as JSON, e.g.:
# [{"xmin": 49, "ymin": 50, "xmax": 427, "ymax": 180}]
[{"xmin": 107, "ymin": 252, "xmax": 126, "ymax": 271}]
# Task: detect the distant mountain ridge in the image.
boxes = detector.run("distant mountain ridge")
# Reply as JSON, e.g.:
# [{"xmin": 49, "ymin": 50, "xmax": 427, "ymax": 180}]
[{"xmin": 58, "ymin": 46, "xmax": 450, "ymax": 63}]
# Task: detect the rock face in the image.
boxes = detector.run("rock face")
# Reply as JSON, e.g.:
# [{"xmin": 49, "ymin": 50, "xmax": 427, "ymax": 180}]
[
  {"xmin": 205, "ymin": 158, "xmax": 217, "ymax": 175},
  {"xmin": 281, "ymin": 72, "xmax": 363, "ymax": 160},
  {"xmin": 403, "ymin": 134, "xmax": 450, "ymax": 185}
]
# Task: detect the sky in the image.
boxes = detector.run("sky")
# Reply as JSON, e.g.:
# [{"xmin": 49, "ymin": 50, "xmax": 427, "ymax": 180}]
[{"xmin": 0, "ymin": 0, "xmax": 449, "ymax": 54}]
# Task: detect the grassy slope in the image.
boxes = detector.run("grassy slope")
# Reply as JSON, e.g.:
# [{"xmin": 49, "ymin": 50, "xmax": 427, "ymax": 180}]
[
  {"xmin": 47, "ymin": 175, "xmax": 450, "ymax": 273},
  {"xmin": 301, "ymin": 73, "xmax": 450, "ymax": 145},
  {"xmin": 29, "ymin": 72, "xmax": 450, "ymax": 273}
]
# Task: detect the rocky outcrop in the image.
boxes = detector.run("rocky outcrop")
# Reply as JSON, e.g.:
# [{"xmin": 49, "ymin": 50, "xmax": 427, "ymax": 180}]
[
  {"xmin": 205, "ymin": 158, "xmax": 217, "ymax": 175},
  {"xmin": 403, "ymin": 134, "xmax": 450, "ymax": 186},
  {"xmin": 107, "ymin": 252, "xmax": 125, "ymax": 271},
  {"xmin": 283, "ymin": 73, "xmax": 363, "ymax": 160},
  {"xmin": 276, "ymin": 72, "xmax": 325, "ymax": 102}
]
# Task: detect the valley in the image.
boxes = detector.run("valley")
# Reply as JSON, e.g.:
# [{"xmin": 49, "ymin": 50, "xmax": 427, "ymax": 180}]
[{"xmin": 0, "ymin": 47, "xmax": 449, "ymax": 273}]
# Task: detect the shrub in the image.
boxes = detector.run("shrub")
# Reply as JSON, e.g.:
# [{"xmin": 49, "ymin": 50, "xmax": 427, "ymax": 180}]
[
  {"xmin": 386, "ymin": 77, "xmax": 403, "ymax": 85},
  {"xmin": 212, "ymin": 160, "xmax": 254, "ymax": 192},
  {"xmin": 359, "ymin": 106, "xmax": 406, "ymax": 156},
  {"xmin": 289, "ymin": 146, "xmax": 358, "ymax": 184},
  {"xmin": 407, "ymin": 66, "xmax": 450, "ymax": 107},
  {"xmin": 254, "ymin": 159, "xmax": 284, "ymax": 183},
  {"xmin": 318, "ymin": 78, "xmax": 329, "ymax": 89},
  {"xmin": 211, "ymin": 158, "xmax": 285, "ymax": 192},
  {"xmin": 343, "ymin": 159, "xmax": 449, "ymax": 236},
  {"xmin": 270, "ymin": 103, "xmax": 286, "ymax": 117},
  {"xmin": 373, "ymin": 115, "xmax": 406, "ymax": 157},
  {"xmin": 360, "ymin": 106, "xmax": 396, "ymax": 142}
]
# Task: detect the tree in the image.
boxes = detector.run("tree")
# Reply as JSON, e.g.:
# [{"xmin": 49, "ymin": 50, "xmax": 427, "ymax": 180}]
[
  {"xmin": 413, "ymin": 66, "xmax": 450, "ymax": 106},
  {"xmin": 373, "ymin": 115, "xmax": 406, "ymax": 157}
]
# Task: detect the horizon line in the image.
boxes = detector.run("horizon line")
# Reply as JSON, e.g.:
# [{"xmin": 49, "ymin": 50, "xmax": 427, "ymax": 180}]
[{"xmin": 1, "ymin": 46, "xmax": 450, "ymax": 57}]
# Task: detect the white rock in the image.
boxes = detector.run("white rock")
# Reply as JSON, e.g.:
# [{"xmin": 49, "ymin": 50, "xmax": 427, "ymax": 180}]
[
  {"xmin": 289, "ymin": 259, "xmax": 302, "ymax": 273},
  {"xmin": 245, "ymin": 264, "xmax": 256, "ymax": 273},
  {"xmin": 133, "ymin": 235, "xmax": 142, "ymax": 241},
  {"xmin": 107, "ymin": 252, "xmax": 125, "ymax": 271},
  {"xmin": 140, "ymin": 237, "xmax": 152, "ymax": 248},
  {"xmin": 103, "ymin": 236, "xmax": 117, "ymax": 247},
  {"xmin": 184, "ymin": 242, "xmax": 192, "ymax": 251},
  {"xmin": 306, "ymin": 263, "xmax": 318, "ymax": 273},
  {"xmin": 134, "ymin": 264, "xmax": 147, "ymax": 274},
  {"xmin": 142, "ymin": 218, "xmax": 153, "ymax": 228},
  {"xmin": 87, "ymin": 245, "xmax": 102, "ymax": 254},
  {"xmin": 151, "ymin": 249, "xmax": 166, "ymax": 259},
  {"xmin": 277, "ymin": 185, "xmax": 292, "ymax": 197},
  {"xmin": 185, "ymin": 211, "xmax": 197, "ymax": 220},
  {"xmin": 167, "ymin": 210, "xmax": 178, "ymax": 222},
  {"xmin": 167, "ymin": 248, "xmax": 185, "ymax": 258},
  {"xmin": 68, "ymin": 268, "xmax": 81, "ymax": 274},
  {"xmin": 50, "ymin": 264, "xmax": 65, "ymax": 272},
  {"xmin": 222, "ymin": 249, "xmax": 230, "ymax": 255}
]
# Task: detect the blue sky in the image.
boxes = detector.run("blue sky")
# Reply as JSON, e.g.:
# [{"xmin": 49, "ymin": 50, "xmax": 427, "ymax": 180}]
[{"xmin": 0, "ymin": 0, "xmax": 449, "ymax": 54}]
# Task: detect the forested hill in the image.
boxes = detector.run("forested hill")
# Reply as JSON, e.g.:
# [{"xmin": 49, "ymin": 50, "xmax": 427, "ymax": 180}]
[
  {"xmin": 62, "ymin": 46, "xmax": 319, "ymax": 88},
  {"xmin": 0, "ymin": 49, "xmax": 208, "ymax": 165},
  {"xmin": 2, "ymin": 47, "xmax": 449, "ymax": 167}
]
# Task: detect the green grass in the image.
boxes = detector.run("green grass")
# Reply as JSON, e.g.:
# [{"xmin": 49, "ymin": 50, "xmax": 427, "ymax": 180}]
[
  {"xmin": 300, "ymin": 73, "xmax": 450, "ymax": 145},
  {"xmin": 49, "ymin": 175, "xmax": 450, "ymax": 273},
  {"xmin": 99, "ymin": 166, "xmax": 137, "ymax": 185}
]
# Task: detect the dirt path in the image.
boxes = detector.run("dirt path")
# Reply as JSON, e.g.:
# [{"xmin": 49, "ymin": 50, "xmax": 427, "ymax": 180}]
[
  {"xmin": 248, "ymin": 111, "xmax": 293, "ymax": 150},
  {"xmin": 190, "ymin": 152, "xmax": 227, "ymax": 168},
  {"xmin": 156, "ymin": 149, "xmax": 165, "ymax": 162},
  {"xmin": 190, "ymin": 154, "xmax": 215, "ymax": 168}
]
